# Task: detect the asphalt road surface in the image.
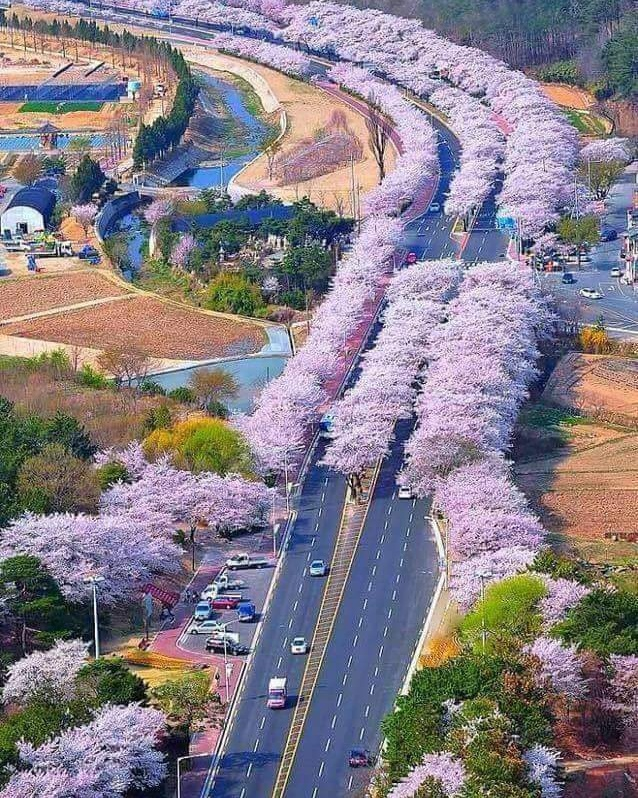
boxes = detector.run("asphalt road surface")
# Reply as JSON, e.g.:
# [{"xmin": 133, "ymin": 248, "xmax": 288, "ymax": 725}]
[{"xmin": 282, "ymin": 418, "xmax": 437, "ymax": 798}]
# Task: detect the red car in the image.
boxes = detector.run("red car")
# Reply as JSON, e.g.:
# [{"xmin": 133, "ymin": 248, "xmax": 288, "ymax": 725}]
[
  {"xmin": 348, "ymin": 748, "xmax": 375, "ymax": 767},
  {"xmin": 406, "ymin": 252, "xmax": 418, "ymax": 265},
  {"xmin": 210, "ymin": 596, "xmax": 242, "ymax": 610}
]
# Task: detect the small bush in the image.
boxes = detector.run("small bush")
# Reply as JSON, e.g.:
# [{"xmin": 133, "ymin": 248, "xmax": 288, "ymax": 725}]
[
  {"xmin": 168, "ymin": 386, "xmax": 195, "ymax": 403},
  {"xmin": 76, "ymin": 363, "xmax": 110, "ymax": 389},
  {"xmin": 96, "ymin": 460, "xmax": 130, "ymax": 490},
  {"xmin": 553, "ymin": 589, "xmax": 638, "ymax": 655},
  {"xmin": 138, "ymin": 379, "xmax": 166, "ymax": 396}
]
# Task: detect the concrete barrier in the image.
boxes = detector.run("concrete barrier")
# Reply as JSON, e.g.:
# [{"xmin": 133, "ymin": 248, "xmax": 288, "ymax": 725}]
[{"xmin": 95, "ymin": 191, "xmax": 144, "ymax": 241}]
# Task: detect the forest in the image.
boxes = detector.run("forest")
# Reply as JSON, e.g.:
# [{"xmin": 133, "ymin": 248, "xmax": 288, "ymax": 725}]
[{"xmin": 337, "ymin": 0, "xmax": 638, "ymax": 93}]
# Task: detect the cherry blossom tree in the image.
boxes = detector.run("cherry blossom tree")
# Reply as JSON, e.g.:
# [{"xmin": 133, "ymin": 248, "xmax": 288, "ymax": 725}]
[
  {"xmin": 0, "ymin": 512, "xmax": 180, "ymax": 604},
  {"xmin": 523, "ymin": 745, "xmax": 562, "ymax": 798},
  {"xmin": 539, "ymin": 577, "xmax": 591, "ymax": 630},
  {"xmin": 526, "ymin": 636, "xmax": 587, "ymax": 701},
  {"xmin": 70, "ymin": 203, "xmax": 98, "ymax": 236},
  {"xmin": 388, "ymin": 752, "xmax": 466, "ymax": 797},
  {"xmin": 2, "ymin": 639, "xmax": 87, "ymax": 707},
  {"xmin": 603, "ymin": 654, "xmax": 638, "ymax": 733},
  {"xmin": 324, "ymin": 260, "xmax": 461, "ymax": 475},
  {"xmin": 1, "ymin": 703, "xmax": 167, "ymax": 798},
  {"xmin": 579, "ymin": 137, "xmax": 632, "ymax": 164},
  {"xmin": 170, "ymin": 233, "xmax": 196, "ymax": 270},
  {"xmin": 144, "ymin": 198, "xmax": 174, "ymax": 227}
]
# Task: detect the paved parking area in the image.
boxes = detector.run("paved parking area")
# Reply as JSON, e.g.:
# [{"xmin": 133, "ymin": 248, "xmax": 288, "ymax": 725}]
[{"xmin": 177, "ymin": 564, "xmax": 275, "ymax": 660}]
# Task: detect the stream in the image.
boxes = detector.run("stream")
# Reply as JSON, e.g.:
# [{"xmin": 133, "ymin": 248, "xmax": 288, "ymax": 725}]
[{"xmin": 172, "ymin": 71, "xmax": 269, "ymax": 188}]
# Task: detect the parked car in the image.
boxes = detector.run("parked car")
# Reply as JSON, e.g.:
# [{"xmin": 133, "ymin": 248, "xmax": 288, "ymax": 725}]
[
  {"xmin": 205, "ymin": 638, "xmax": 249, "ymax": 655},
  {"xmin": 77, "ymin": 244, "xmax": 99, "ymax": 260},
  {"xmin": 210, "ymin": 595, "xmax": 242, "ymax": 610},
  {"xmin": 290, "ymin": 636, "xmax": 308, "ymax": 654},
  {"xmin": 561, "ymin": 272, "xmax": 576, "ymax": 285},
  {"xmin": 190, "ymin": 619, "xmax": 225, "ymax": 635},
  {"xmin": 309, "ymin": 559, "xmax": 327, "ymax": 577},
  {"xmin": 579, "ymin": 287, "xmax": 603, "ymax": 299},
  {"xmin": 600, "ymin": 226, "xmax": 618, "ymax": 242},
  {"xmin": 610, "ymin": 266, "xmax": 623, "ymax": 278},
  {"xmin": 348, "ymin": 748, "xmax": 375, "ymax": 768},
  {"xmin": 193, "ymin": 600, "xmax": 214, "ymax": 621},
  {"xmin": 225, "ymin": 553, "xmax": 269, "ymax": 570}
]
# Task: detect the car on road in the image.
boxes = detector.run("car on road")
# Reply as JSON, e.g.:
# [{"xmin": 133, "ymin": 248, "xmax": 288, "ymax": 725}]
[
  {"xmin": 205, "ymin": 638, "xmax": 249, "ymax": 655},
  {"xmin": 190, "ymin": 619, "xmax": 225, "ymax": 635},
  {"xmin": 194, "ymin": 600, "xmax": 214, "ymax": 621},
  {"xmin": 579, "ymin": 287, "xmax": 603, "ymax": 300},
  {"xmin": 267, "ymin": 677, "xmax": 287, "ymax": 709},
  {"xmin": 309, "ymin": 559, "xmax": 327, "ymax": 577},
  {"xmin": 405, "ymin": 251, "xmax": 418, "ymax": 265},
  {"xmin": 290, "ymin": 636, "xmax": 308, "ymax": 654},
  {"xmin": 610, "ymin": 266, "xmax": 623, "ymax": 278},
  {"xmin": 428, "ymin": 202, "xmax": 441, "ymax": 213},
  {"xmin": 348, "ymin": 748, "xmax": 375, "ymax": 767},
  {"xmin": 600, "ymin": 226, "xmax": 618, "ymax": 242},
  {"xmin": 78, "ymin": 244, "xmax": 99, "ymax": 260},
  {"xmin": 397, "ymin": 485, "xmax": 413, "ymax": 499},
  {"xmin": 561, "ymin": 272, "xmax": 576, "ymax": 285}
]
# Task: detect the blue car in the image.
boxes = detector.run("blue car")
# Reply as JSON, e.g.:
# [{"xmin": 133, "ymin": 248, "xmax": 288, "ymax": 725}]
[{"xmin": 600, "ymin": 227, "xmax": 618, "ymax": 242}]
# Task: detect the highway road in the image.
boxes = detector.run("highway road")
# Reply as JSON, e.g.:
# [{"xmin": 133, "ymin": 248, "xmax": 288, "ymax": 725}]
[{"xmin": 282, "ymin": 418, "xmax": 437, "ymax": 798}]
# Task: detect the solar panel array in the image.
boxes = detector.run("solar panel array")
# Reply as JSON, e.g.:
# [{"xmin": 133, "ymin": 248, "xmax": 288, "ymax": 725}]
[{"xmin": 0, "ymin": 83, "xmax": 126, "ymax": 102}]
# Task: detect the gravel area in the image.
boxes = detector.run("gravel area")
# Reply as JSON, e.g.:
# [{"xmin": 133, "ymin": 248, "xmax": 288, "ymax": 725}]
[
  {"xmin": 3, "ymin": 295, "xmax": 267, "ymax": 360},
  {"xmin": 0, "ymin": 272, "xmax": 130, "ymax": 321}
]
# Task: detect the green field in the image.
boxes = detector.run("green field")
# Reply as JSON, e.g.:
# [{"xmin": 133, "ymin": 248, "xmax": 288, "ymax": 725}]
[
  {"xmin": 564, "ymin": 108, "xmax": 610, "ymax": 135},
  {"xmin": 18, "ymin": 101, "xmax": 104, "ymax": 114}
]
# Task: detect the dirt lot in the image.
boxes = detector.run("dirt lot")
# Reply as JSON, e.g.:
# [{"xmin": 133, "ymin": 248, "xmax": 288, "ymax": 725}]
[
  {"xmin": 544, "ymin": 353, "xmax": 638, "ymax": 423},
  {"xmin": 515, "ymin": 354, "xmax": 638, "ymax": 565},
  {"xmin": 2, "ymin": 294, "xmax": 266, "ymax": 360},
  {"xmin": 0, "ymin": 271, "xmax": 129, "ymax": 321},
  {"xmin": 0, "ymin": 100, "xmax": 127, "ymax": 132},
  {"xmin": 541, "ymin": 83, "xmax": 595, "ymax": 109}
]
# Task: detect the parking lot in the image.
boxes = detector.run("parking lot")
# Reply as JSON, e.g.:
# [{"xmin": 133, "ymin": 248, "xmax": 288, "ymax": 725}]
[{"xmin": 177, "ymin": 564, "xmax": 275, "ymax": 661}]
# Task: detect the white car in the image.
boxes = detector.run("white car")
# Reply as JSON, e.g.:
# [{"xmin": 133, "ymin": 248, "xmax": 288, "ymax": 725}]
[
  {"xmin": 200, "ymin": 583, "xmax": 220, "ymax": 601},
  {"xmin": 397, "ymin": 485, "xmax": 413, "ymax": 499},
  {"xmin": 579, "ymin": 287, "xmax": 603, "ymax": 300},
  {"xmin": 290, "ymin": 636, "xmax": 308, "ymax": 655},
  {"xmin": 309, "ymin": 559, "xmax": 327, "ymax": 577},
  {"xmin": 190, "ymin": 619, "xmax": 225, "ymax": 635},
  {"xmin": 610, "ymin": 266, "xmax": 623, "ymax": 278}
]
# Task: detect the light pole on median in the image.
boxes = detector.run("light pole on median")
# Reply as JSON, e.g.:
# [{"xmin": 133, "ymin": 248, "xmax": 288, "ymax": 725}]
[{"xmin": 83, "ymin": 574, "xmax": 105, "ymax": 659}]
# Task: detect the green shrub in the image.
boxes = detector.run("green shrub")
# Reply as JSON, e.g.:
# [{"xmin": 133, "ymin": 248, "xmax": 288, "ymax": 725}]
[
  {"xmin": 76, "ymin": 363, "xmax": 110, "ymax": 389},
  {"xmin": 168, "ymin": 386, "xmax": 196, "ymax": 403},
  {"xmin": 203, "ymin": 273, "xmax": 265, "ymax": 317},
  {"xmin": 536, "ymin": 59, "xmax": 583, "ymax": 86},
  {"xmin": 138, "ymin": 379, "xmax": 166, "ymax": 396},
  {"xmin": 459, "ymin": 574, "xmax": 546, "ymax": 653},
  {"xmin": 96, "ymin": 460, "xmax": 130, "ymax": 490},
  {"xmin": 553, "ymin": 589, "xmax": 638, "ymax": 655}
]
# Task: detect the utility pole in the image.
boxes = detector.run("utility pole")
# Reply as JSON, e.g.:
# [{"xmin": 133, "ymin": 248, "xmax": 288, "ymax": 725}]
[{"xmin": 350, "ymin": 154, "xmax": 356, "ymax": 221}]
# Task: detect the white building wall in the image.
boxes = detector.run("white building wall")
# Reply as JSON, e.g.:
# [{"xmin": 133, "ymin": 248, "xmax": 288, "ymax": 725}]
[{"xmin": 1, "ymin": 206, "xmax": 45, "ymax": 235}]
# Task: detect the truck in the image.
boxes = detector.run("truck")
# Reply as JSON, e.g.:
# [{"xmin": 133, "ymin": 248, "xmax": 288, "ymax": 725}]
[
  {"xmin": 225, "ymin": 553, "xmax": 270, "ymax": 570},
  {"xmin": 237, "ymin": 601, "xmax": 256, "ymax": 622},
  {"xmin": 215, "ymin": 572, "xmax": 245, "ymax": 591},
  {"xmin": 267, "ymin": 677, "xmax": 287, "ymax": 709}
]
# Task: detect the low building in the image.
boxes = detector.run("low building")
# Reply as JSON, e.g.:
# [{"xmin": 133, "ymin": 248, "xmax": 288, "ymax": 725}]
[{"xmin": 1, "ymin": 187, "xmax": 56, "ymax": 237}]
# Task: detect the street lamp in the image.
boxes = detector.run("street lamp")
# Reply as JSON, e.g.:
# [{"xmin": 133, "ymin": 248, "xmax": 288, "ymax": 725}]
[
  {"xmin": 176, "ymin": 753, "xmax": 211, "ymax": 798},
  {"xmin": 83, "ymin": 574, "xmax": 105, "ymax": 659}
]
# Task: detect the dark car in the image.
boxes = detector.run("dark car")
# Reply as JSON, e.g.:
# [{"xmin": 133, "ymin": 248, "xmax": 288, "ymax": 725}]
[
  {"xmin": 561, "ymin": 272, "xmax": 576, "ymax": 285},
  {"xmin": 210, "ymin": 596, "xmax": 242, "ymax": 610},
  {"xmin": 600, "ymin": 227, "xmax": 618, "ymax": 242},
  {"xmin": 348, "ymin": 748, "xmax": 375, "ymax": 768},
  {"xmin": 205, "ymin": 638, "xmax": 249, "ymax": 655},
  {"xmin": 405, "ymin": 251, "xmax": 418, "ymax": 265},
  {"xmin": 78, "ymin": 245, "xmax": 99, "ymax": 260}
]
